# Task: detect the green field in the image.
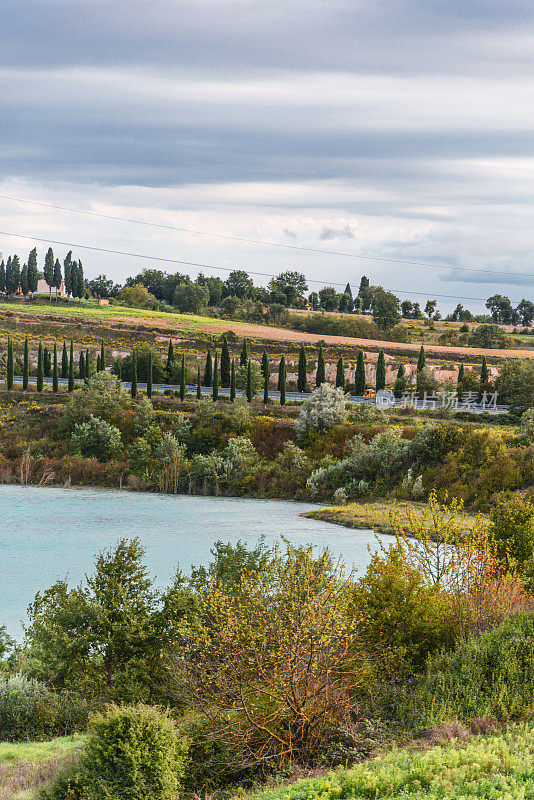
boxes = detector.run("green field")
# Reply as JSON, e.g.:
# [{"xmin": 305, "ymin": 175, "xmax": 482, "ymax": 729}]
[{"xmin": 0, "ymin": 736, "xmax": 83, "ymax": 800}]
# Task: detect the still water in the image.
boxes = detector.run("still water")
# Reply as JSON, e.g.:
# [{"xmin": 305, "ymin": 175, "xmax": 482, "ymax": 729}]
[{"xmin": 1, "ymin": 485, "xmax": 386, "ymax": 638}]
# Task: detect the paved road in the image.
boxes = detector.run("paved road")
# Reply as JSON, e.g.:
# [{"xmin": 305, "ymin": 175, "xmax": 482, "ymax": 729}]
[{"xmin": 13, "ymin": 375, "xmax": 509, "ymax": 414}]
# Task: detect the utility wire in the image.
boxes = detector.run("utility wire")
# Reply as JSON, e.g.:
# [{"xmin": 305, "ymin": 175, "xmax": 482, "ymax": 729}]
[
  {"xmin": 0, "ymin": 228, "xmax": 523, "ymax": 303},
  {"xmin": 0, "ymin": 193, "xmax": 531, "ymax": 281}
]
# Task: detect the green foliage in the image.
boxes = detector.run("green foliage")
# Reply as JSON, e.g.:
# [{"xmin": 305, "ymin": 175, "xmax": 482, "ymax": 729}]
[
  {"xmin": 402, "ymin": 613, "xmax": 534, "ymax": 726},
  {"xmin": 393, "ymin": 363, "xmax": 406, "ymax": 397},
  {"xmin": 115, "ymin": 283, "xmax": 159, "ymax": 310},
  {"xmin": 375, "ymin": 349, "xmax": 386, "ymax": 390},
  {"xmin": 416, "ymin": 365, "xmax": 440, "ymax": 396},
  {"xmin": 236, "ymin": 360, "xmax": 263, "ymax": 396},
  {"xmin": 490, "ymin": 493, "xmax": 534, "ymax": 568},
  {"xmin": 417, "ymin": 345, "xmax": 426, "ymax": 372},
  {"xmin": 354, "ymin": 350, "xmax": 366, "ymax": 396},
  {"xmin": 71, "ymin": 415, "xmax": 123, "ymax": 461},
  {"xmin": 296, "ymin": 384, "xmax": 348, "ymax": 435},
  {"xmin": 495, "ymin": 359, "xmax": 534, "ymax": 408},
  {"xmin": 43, "ymin": 704, "xmax": 188, "ymax": 800},
  {"xmin": 63, "ymin": 373, "xmax": 130, "ymax": 429},
  {"xmin": 116, "ymin": 346, "xmax": 165, "ymax": 383},
  {"xmin": 0, "ymin": 674, "xmax": 88, "ymax": 742},
  {"xmin": 315, "ymin": 344, "xmax": 325, "ymax": 386},
  {"xmin": 335, "ymin": 356, "xmax": 345, "ymax": 390},
  {"xmin": 172, "ymin": 280, "xmax": 209, "ymax": 312},
  {"xmin": 469, "ymin": 323, "xmax": 509, "ymax": 349},
  {"xmin": 355, "ymin": 544, "xmax": 455, "ymax": 673}
]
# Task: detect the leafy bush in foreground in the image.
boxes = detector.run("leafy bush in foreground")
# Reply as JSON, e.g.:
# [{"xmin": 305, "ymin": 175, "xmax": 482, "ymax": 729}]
[
  {"xmin": 42, "ymin": 704, "xmax": 188, "ymax": 800},
  {"xmin": 246, "ymin": 725, "xmax": 534, "ymax": 800},
  {"xmin": 402, "ymin": 613, "xmax": 534, "ymax": 727},
  {"xmin": 0, "ymin": 674, "xmax": 88, "ymax": 742}
]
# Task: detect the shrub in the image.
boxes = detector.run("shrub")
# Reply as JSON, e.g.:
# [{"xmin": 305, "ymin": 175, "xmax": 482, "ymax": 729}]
[
  {"xmin": 63, "ymin": 373, "xmax": 130, "ymax": 429},
  {"xmin": 490, "ymin": 492, "xmax": 534, "ymax": 569},
  {"xmin": 115, "ymin": 283, "xmax": 159, "ymax": 310},
  {"xmin": 402, "ymin": 613, "xmax": 534, "ymax": 727},
  {"xmin": 71, "ymin": 415, "xmax": 123, "ymax": 462},
  {"xmin": 0, "ymin": 674, "xmax": 88, "ymax": 741},
  {"xmin": 42, "ymin": 704, "xmax": 188, "ymax": 800},
  {"xmin": 296, "ymin": 384, "xmax": 348, "ymax": 435}
]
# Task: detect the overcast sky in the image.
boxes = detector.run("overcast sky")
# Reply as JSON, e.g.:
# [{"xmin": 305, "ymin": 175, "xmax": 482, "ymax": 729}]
[{"xmin": 1, "ymin": 0, "xmax": 533, "ymax": 312}]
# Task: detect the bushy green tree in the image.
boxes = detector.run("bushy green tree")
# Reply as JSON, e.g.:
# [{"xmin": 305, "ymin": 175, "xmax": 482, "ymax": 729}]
[
  {"xmin": 71, "ymin": 415, "xmax": 123, "ymax": 461},
  {"xmin": 117, "ymin": 346, "xmax": 166, "ymax": 383},
  {"xmin": 491, "ymin": 493, "xmax": 534, "ymax": 569},
  {"xmin": 296, "ymin": 384, "xmax": 348, "ymax": 435}
]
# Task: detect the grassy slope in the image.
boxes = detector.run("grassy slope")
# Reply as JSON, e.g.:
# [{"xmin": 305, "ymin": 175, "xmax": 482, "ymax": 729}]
[
  {"xmin": 0, "ymin": 736, "xmax": 83, "ymax": 800},
  {"xmin": 304, "ymin": 501, "xmax": 483, "ymax": 536},
  {"xmin": 242, "ymin": 725, "xmax": 534, "ymax": 800},
  {"xmin": 2, "ymin": 302, "xmax": 532, "ymax": 361}
]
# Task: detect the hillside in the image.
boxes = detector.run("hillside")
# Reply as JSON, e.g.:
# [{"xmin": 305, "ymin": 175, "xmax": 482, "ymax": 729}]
[{"xmin": 243, "ymin": 725, "xmax": 534, "ymax": 800}]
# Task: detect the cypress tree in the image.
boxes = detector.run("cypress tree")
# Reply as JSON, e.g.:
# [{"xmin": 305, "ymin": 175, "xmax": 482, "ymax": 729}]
[
  {"xmin": 240, "ymin": 338, "xmax": 248, "ymax": 367},
  {"xmin": 131, "ymin": 350, "xmax": 138, "ymax": 398},
  {"xmin": 376, "ymin": 349, "xmax": 386, "ymax": 390},
  {"xmin": 204, "ymin": 350, "xmax": 213, "ymax": 387},
  {"xmin": 100, "ymin": 341, "xmax": 105, "ymax": 372},
  {"xmin": 354, "ymin": 350, "xmax": 366, "ymax": 396},
  {"xmin": 0, "ymin": 260, "xmax": 5, "ymax": 292},
  {"xmin": 261, "ymin": 350, "xmax": 268, "ymax": 382},
  {"xmin": 230, "ymin": 358, "xmax": 236, "ymax": 402},
  {"xmin": 6, "ymin": 338, "xmax": 13, "ymax": 390},
  {"xmin": 458, "ymin": 362, "xmax": 464, "ymax": 385},
  {"xmin": 196, "ymin": 364, "xmax": 202, "ymax": 399},
  {"xmin": 315, "ymin": 345, "xmax": 326, "ymax": 386},
  {"xmin": 212, "ymin": 352, "xmax": 219, "ymax": 401},
  {"xmin": 63, "ymin": 251, "xmax": 72, "ymax": 300},
  {"xmin": 297, "ymin": 344, "xmax": 307, "ymax": 393},
  {"xmin": 180, "ymin": 354, "xmax": 186, "ymax": 401},
  {"xmin": 115, "ymin": 356, "xmax": 122, "ymax": 381},
  {"xmin": 246, "ymin": 359, "xmax": 253, "ymax": 402},
  {"xmin": 27, "ymin": 248, "xmax": 38, "ymax": 295},
  {"xmin": 78, "ymin": 351, "xmax": 85, "ymax": 378},
  {"xmin": 23, "ymin": 337, "xmax": 29, "ymax": 391},
  {"xmin": 96, "ymin": 354, "xmax": 101, "ymax": 373},
  {"xmin": 481, "ymin": 355, "xmax": 489, "ymax": 384},
  {"xmin": 68, "ymin": 340, "xmax": 74, "ymax": 392},
  {"xmin": 52, "ymin": 342, "xmax": 58, "ymax": 393},
  {"xmin": 20, "ymin": 263, "xmax": 28, "ymax": 296},
  {"xmin": 36, "ymin": 341, "xmax": 43, "ymax": 392},
  {"xmin": 44, "ymin": 347, "xmax": 51, "ymax": 378},
  {"xmin": 166, "ymin": 339, "xmax": 174, "ymax": 382},
  {"xmin": 147, "ymin": 350, "xmax": 153, "ymax": 398},
  {"xmin": 61, "ymin": 341, "xmax": 68, "ymax": 378},
  {"xmin": 278, "ymin": 355, "xmax": 286, "ymax": 405},
  {"xmin": 85, "ymin": 349, "xmax": 90, "ymax": 380},
  {"xmin": 393, "ymin": 363, "xmax": 405, "ymax": 398},
  {"xmin": 220, "ymin": 335, "xmax": 231, "ymax": 386},
  {"xmin": 53, "ymin": 258, "xmax": 62, "ymax": 300},
  {"xmin": 417, "ymin": 345, "xmax": 426, "ymax": 372},
  {"xmin": 263, "ymin": 357, "xmax": 270, "ymax": 405},
  {"xmin": 335, "ymin": 356, "xmax": 345, "ymax": 389},
  {"xmin": 44, "ymin": 248, "xmax": 54, "ymax": 299}
]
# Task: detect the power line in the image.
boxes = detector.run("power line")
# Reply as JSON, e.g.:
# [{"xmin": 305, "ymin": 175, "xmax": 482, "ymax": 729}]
[
  {"xmin": 0, "ymin": 228, "xmax": 522, "ymax": 303},
  {"xmin": 0, "ymin": 193, "xmax": 531, "ymax": 281}
]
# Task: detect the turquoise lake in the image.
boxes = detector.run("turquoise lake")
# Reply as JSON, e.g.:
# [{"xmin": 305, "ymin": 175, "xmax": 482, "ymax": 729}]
[{"xmin": 1, "ymin": 486, "xmax": 386, "ymax": 639}]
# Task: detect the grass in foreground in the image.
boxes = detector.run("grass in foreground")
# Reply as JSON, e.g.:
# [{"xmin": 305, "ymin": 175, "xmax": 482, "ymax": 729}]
[
  {"xmin": 0, "ymin": 736, "xmax": 84, "ymax": 800},
  {"xmin": 243, "ymin": 725, "xmax": 534, "ymax": 800},
  {"xmin": 304, "ymin": 500, "xmax": 482, "ymax": 536}
]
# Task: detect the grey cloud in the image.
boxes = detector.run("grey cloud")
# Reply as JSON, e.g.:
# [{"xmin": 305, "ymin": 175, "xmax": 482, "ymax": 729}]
[
  {"xmin": 441, "ymin": 269, "xmax": 534, "ymax": 287},
  {"xmin": 283, "ymin": 229, "xmax": 297, "ymax": 239},
  {"xmin": 319, "ymin": 226, "xmax": 355, "ymax": 241}
]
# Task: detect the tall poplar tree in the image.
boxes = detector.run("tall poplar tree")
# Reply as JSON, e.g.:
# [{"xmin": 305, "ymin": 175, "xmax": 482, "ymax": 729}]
[
  {"xmin": 131, "ymin": 350, "xmax": 138, "ymax": 398},
  {"xmin": 315, "ymin": 344, "xmax": 326, "ymax": 386},
  {"xmin": 297, "ymin": 344, "xmax": 307, "ymax": 393},
  {"xmin": 204, "ymin": 350, "xmax": 213, "ymax": 387},
  {"xmin": 6, "ymin": 338, "xmax": 13, "ymax": 390},
  {"xmin": 230, "ymin": 358, "xmax": 236, "ymax": 402},
  {"xmin": 85, "ymin": 349, "xmax": 90, "ymax": 380},
  {"xmin": 27, "ymin": 248, "xmax": 38, "ymax": 294},
  {"xmin": 61, "ymin": 342, "xmax": 68, "ymax": 379},
  {"xmin": 417, "ymin": 345, "xmax": 426, "ymax": 372},
  {"xmin": 261, "ymin": 350, "xmax": 268, "ymax": 383},
  {"xmin": 36, "ymin": 342, "xmax": 43, "ymax": 392},
  {"xmin": 180, "ymin": 354, "xmax": 186, "ymax": 401},
  {"xmin": 79, "ymin": 351, "xmax": 85, "ymax": 379},
  {"xmin": 240, "ymin": 338, "xmax": 248, "ymax": 367},
  {"xmin": 354, "ymin": 350, "xmax": 366, "ymax": 396},
  {"xmin": 278, "ymin": 355, "xmax": 286, "ymax": 405},
  {"xmin": 246, "ymin": 359, "xmax": 253, "ymax": 402},
  {"xmin": 44, "ymin": 347, "xmax": 51, "ymax": 377},
  {"xmin": 335, "ymin": 356, "xmax": 345, "ymax": 389},
  {"xmin": 376, "ymin": 349, "xmax": 386, "ymax": 390},
  {"xmin": 147, "ymin": 351, "xmax": 153, "ymax": 398},
  {"xmin": 212, "ymin": 352, "xmax": 219, "ymax": 401},
  {"xmin": 68, "ymin": 340, "xmax": 74, "ymax": 392},
  {"xmin": 263, "ymin": 358, "xmax": 270, "ymax": 405},
  {"xmin": 220, "ymin": 335, "xmax": 231, "ymax": 386},
  {"xmin": 20, "ymin": 263, "xmax": 28, "ymax": 296},
  {"xmin": 44, "ymin": 248, "xmax": 54, "ymax": 299},
  {"xmin": 52, "ymin": 342, "xmax": 59, "ymax": 393},
  {"xmin": 63, "ymin": 251, "xmax": 72, "ymax": 300},
  {"xmin": 53, "ymin": 258, "xmax": 62, "ymax": 300},
  {"xmin": 196, "ymin": 365, "xmax": 202, "ymax": 399},
  {"xmin": 166, "ymin": 340, "xmax": 174, "ymax": 382},
  {"xmin": 481, "ymin": 355, "xmax": 489, "ymax": 385},
  {"xmin": 23, "ymin": 337, "xmax": 29, "ymax": 390}
]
